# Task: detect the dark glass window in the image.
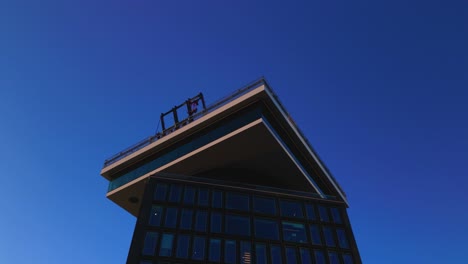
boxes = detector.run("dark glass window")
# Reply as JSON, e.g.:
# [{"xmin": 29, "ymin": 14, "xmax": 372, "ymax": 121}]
[
  {"xmin": 271, "ymin": 245, "xmax": 283, "ymax": 264},
  {"xmin": 154, "ymin": 184, "xmax": 168, "ymax": 201},
  {"xmin": 226, "ymin": 192, "xmax": 250, "ymax": 211},
  {"xmin": 140, "ymin": 261, "xmax": 152, "ymax": 264},
  {"xmin": 331, "ymin": 208, "xmax": 342, "ymax": 224},
  {"xmin": 180, "ymin": 209, "xmax": 193, "ymax": 230},
  {"xmin": 192, "ymin": 236, "xmax": 206, "ymax": 260},
  {"xmin": 210, "ymin": 212, "xmax": 222, "ymax": 233},
  {"xmin": 253, "ymin": 196, "xmax": 276, "ymax": 215},
  {"xmin": 225, "ymin": 240, "xmax": 237, "ymax": 264},
  {"xmin": 168, "ymin": 184, "xmax": 182, "ymax": 203},
  {"xmin": 240, "ymin": 241, "xmax": 251, "ymax": 264},
  {"xmin": 305, "ymin": 204, "xmax": 316, "ymax": 220},
  {"xmin": 164, "ymin": 207, "xmax": 178, "ymax": 228},
  {"xmin": 323, "ymin": 227, "xmax": 335, "ymax": 247},
  {"xmin": 159, "ymin": 233, "xmax": 174, "ymax": 257},
  {"xmin": 285, "ymin": 247, "xmax": 298, "ymax": 264},
  {"xmin": 225, "ymin": 214, "xmax": 250, "ymax": 236},
  {"xmin": 212, "ymin": 190, "xmax": 223, "ymax": 208},
  {"xmin": 318, "ymin": 206, "xmax": 329, "ymax": 222},
  {"xmin": 280, "ymin": 200, "xmax": 303, "ymax": 218},
  {"xmin": 254, "ymin": 218, "xmax": 279, "ymax": 240},
  {"xmin": 195, "ymin": 211, "xmax": 208, "ymax": 232},
  {"xmin": 328, "ymin": 252, "xmax": 339, "ymax": 264},
  {"xmin": 314, "ymin": 250, "xmax": 326, "ymax": 264},
  {"xmin": 300, "ymin": 248, "xmax": 312, "ymax": 264},
  {"xmin": 343, "ymin": 254, "xmax": 354, "ymax": 264},
  {"xmin": 209, "ymin": 239, "xmax": 221, "ymax": 262},
  {"xmin": 337, "ymin": 229, "xmax": 349, "ymax": 249},
  {"xmin": 149, "ymin": 205, "xmax": 163, "ymax": 226},
  {"xmin": 256, "ymin": 244, "xmax": 267, "ymax": 264},
  {"xmin": 183, "ymin": 186, "xmax": 195, "ymax": 205},
  {"xmin": 142, "ymin": 232, "xmax": 158, "ymax": 256},
  {"xmin": 310, "ymin": 224, "xmax": 322, "ymax": 245},
  {"xmin": 176, "ymin": 234, "xmax": 190, "ymax": 259},
  {"xmin": 282, "ymin": 221, "xmax": 308, "ymax": 243},
  {"xmin": 198, "ymin": 188, "xmax": 209, "ymax": 207}
]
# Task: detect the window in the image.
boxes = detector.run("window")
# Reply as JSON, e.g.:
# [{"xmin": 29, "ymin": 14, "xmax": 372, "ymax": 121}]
[
  {"xmin": 337, "ymin": 229, "xmax": 349, "ymax": 249},
  {"xmin": 282, "ymin": 222, "xmax": 308, "ymax": 243},
  {"xmin": 142, "ymin": 232, "xmax": 158, "ymax": 256},
  {"xmin": 209, "ymin": 239, "xmax": 221, "ymax": 262},
  {"xmin": 212, "ymin": 190, "xmax": 223, "ymax": 208},
  {"xmin": 328, "ymin": 252, "xmax": 340, "ymax": 264},
  {"xmin": 210, "ymin": 212, "xmax": 222, "ymax": 233},
  {"xmin": 198, "ymin": 188, "xmax": 210, "ymax": 207},
  {"xmin": 318, "ymin": 206, "xmax": 329, "ymax": 222},
  {"xmin": 164, "ymin": 207, "xmax": 178, "ymax": 228},
  {"xmin": 256, "ymin": 244, "xmax": 267, "ymax": 264},
  {"xmin": 226, "ymin": 192, "xmax": 250, "ymax": 211},
  {"xmin": 343, "ymin": 254, "xmax": 354, "ymax": 264},
  {"xmin": 225, "ymin": 215, "xmax": 250, "ymax": 236},
  {"xmin": 331, "ymin": 208, "xmax": 342, "ymax": 224},
  {"xmin": 183, "ymin": 186, "xmax": 195, "ymax": 205},
  {"xmin": 305, "ymin": 204, "xmax": 316, "ymax": 220},
  {"xmin": 285, "ymin": 247, "xmax": 297, "ymax": 264},
  {"xmin": 314, "ymin": 250, "xmax": 326, "ymax": 264},
  {"xmin": 168, "ymin": 184, "xmax": 182, "ymax": 202},
  {"xmin": 253, "ymin": 196, "xmax": 276, "ymax": 215},
  {"xmin": 149, "ymin": 205, "xmax": 163, "ymax": 226},
  {"xmin": 280, "ymin": 200, "xmax": 303, "ymax": 218},
  {"xmin": 271, "ymin": 245, "xmax": 283, "ymax": 264},
  {"xmin": 176, "ymin": 234, "xmax": 190, "ymax": 259},
  {"xmin": 254, "ymin": 218, "xmax": 279, "ymax": 240},
  {"xmin": 225, "ymin": 240, "xmax": 237, "ymax": 264},
  {"xmin": 192, "ymin": 236, "xmax": 206, "ymax": 260},
  {"xmin": 195, "ymin": 211, "xmax": 208, "ymax": 232},
  {"xmin": 240, "ymin": 241, "xmax": 251, "ymax": 264},
  {"xmin": 300, "ymin": 248, "xmax": 312, "ymax": 264},
  {"xmin": 310, "ymin": 224, "xmax": 322, "ymax": 245},
  {"xmin": 323, "ymin": 227, "xmax": 335, "ymax": 247},
  {"xmin": 154, "ymin": 184, "xmax": 168, "ymax": 201},
  {"xmin": 179, "ymin": 209, "xmax": 193, "ymax": 230},
  {"xmin": 159, "ymin": 233, "xmax": 174, "ymax": 257}
]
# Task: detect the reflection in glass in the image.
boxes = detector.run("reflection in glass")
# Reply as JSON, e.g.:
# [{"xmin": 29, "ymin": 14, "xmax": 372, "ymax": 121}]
[
  {"xmin": 271, "ymin": 245, "xmax": 283, "ymax": 264},
  {"xmin": 285, "ymin": 247, "xmax": 297, "ymax": 264},
  {"xmin": 176, "ymin": 234, "xmax": 190, "ymax": 259},
  {"xmin": 314, "ymin": 250, "xmax": 326, "ymax": 264},
  {"xmin": 329, "ymin": 252, "xmax": 340, "ymax": 264},
  {"xmin": 300, "ymin": 248, "xmax": 312, "ymax": 264},
  {"xmin": 318, "ymin": 206, "xmax": 329, "ymax": 222},
  {"xmin": 254, "ymin": 218, "xmax": 279, "ymax": 240},
  {"xmin": 164, "ymin": 207, "xmax": 178, "ymax": 228},
  {"xmin": 142, "ymin": 232, "xmax": 158, "ymax": 256},
  {"xmin": 256, "ymin": 244, "xmax": 267, "ymax": 264},
  {"xmin": 209, "ymin": 239, "xmax": 221, "ymax": 262},
  {"xmin": 310, "ymin": 224, "xmax": 322, "ymax": 245},
  {"xmin": 331, "ymin": 208, "xmax": 342, "ymax": 224},
  {"xmin": 280, "ymin": 200, "xmax": 303, "ymax": 218},
  {"xmin": 183, "ymin": 186, "xmax": 195, "ymax": 205},
  {"xmin": 192, "ymin": 236, "xmax": 206, "ymax": 260},
  {"xmin": 337, "ymin": 228, "xmax": 349, "ymax": 249},
  {"xmin": 225, "ymin": 240, "xmax": 237, "ymax": 264},
  {"xmin": 159, "ymin": 233, "xmax": 174, "ymax": 257},
  {"xmin": 211, "ymin": 212, "xmax": 222, "ymax": 233},
  {"xmin": 343, "ymin": 254, "xmax": 354, "ymax": 264},
  {"xmin": 154, "ymin": 184, "xmax": 168, "ymax": 201},
  {"xmin": 195, "ymin": 211, "xmax": 208, "ymax": 232},
  {"xmin": 323, "ymin": 227, "xmax": 335, "ymax": 247},
  {"xmin": 253, "ymin": 196, "xmax": 276, "ymax": 215},
  {"xmin": 212, "ymin": 190, "xmax": 223, "ymax": 208},
  {"xmin": 168, "ymin": 184, "xmax": 181, "ymax": 202},
  {"xmin": 149, "ymin": 205, "xmax": 163, "ymax": 226},
  {"xmin": 198, "ymin": 188, "xmax": 209, "ymax": 206},
  {"xmin": 282, "ymin": 221, "xmax": 308, "ymax": 243},
  {"xmin": 240, "ymin": 241, "xmax": 251, "ymax": 264},
  {"xmin": 305, "ymin": 204, "xmax": 316, "ymax": 220}
]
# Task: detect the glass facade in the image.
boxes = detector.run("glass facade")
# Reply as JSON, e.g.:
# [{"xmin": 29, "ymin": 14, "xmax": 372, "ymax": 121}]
[{"xmin": 131, "ymin": 177, "xmax": 359, "ymax": 264}]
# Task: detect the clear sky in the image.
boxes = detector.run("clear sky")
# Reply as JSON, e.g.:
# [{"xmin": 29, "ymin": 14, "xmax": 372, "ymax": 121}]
[{"xmin": 0, "ymin": 0, "xmax": 467, "ymax": 263}]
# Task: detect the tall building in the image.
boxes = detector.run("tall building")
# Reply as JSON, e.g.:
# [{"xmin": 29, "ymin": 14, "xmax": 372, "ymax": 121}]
[{"xmin": 100, "ymin": 79, "xmax": 361, "ymax": 264}]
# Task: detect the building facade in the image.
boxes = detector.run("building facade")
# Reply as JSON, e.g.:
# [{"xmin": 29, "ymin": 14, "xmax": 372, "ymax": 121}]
[{"xmin": 100, "ymin": 79, "xmax": 361, "ymax": 264}]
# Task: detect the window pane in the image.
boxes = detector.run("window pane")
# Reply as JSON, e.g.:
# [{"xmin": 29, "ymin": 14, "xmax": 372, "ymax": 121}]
[
  {"xmin": 168, "ymin": 184, "xmax": 182, "ymax": 203},
  {"xmin": 253, "ymin": 196, "xmax": 276, "ymax": 215},
  {"xmin": 159, "ymin": 233, "xmax": 174, "ymax": 257},
  {"xmin": 176, "ymin": 234, "xmax": 190, "ymax": 259},
  {"xmin": 225, "ymin": 215, "xmax": 250, "ymax": 236},
  {"xmin": 211, "ymin": 212, "xmax": 222, "ymax": 233},
  {"xmin": 318, "ymin": 206, "xmax": 329, "ymax": 222},
  {"xmin": 149, "ymin": 205, "xmax": 163, "ymax": 226},
  {"xmin": 254, "ymin": 218, "xmax": 279, "ymax": 240},
  {"xmin": 280, "ymin": 200, "xmax": 303, "ymax": 218},
  {"xmin": 331, "ymin": 208, "xmax": 342, "ymax": 224},
  {"xmin": 329, "ymin": 252, "xmax": 340, "ymax": 264},
  {"xmin": 212, "ymin": 190, "xmax": 223, "ymax": 208},
  {"xmin": 183, "ymin": 186, "xmax": 195, "ymax": 205},
  {"xmin": 323, "ymin": 227, "xmax": 335, "ymax": 247},
  {"xmin": 192, "ymin": 236, "xmax": 206, "ymax": 260},
  {"xmin": 300, "ymin": 248, "xmax": 312, "ymax": 264},
  {"xmin": 240, "ymin": 241, "xmax": 251, "ymax": 264},
  {"xmin": 225, "ymin": 240, "xmax": 237, "ymax": 264},
  {"xmin": 209, "ymin": 239, "xmax": 221, "ymax": 262},
  {"xmin": 180, "ymin": 209, "xmax": 193, "ymax": 230},
  {"xmin": 271, "ymin": 245, "xmax": 283, "ymax": 264},
  {"xmin": 142, "ymin": 232, "xmax": 158, "ymax": 256},
  {"xmin": 256, "ymin": 244, "xmax": 267, "ymax": 264},
  {"xmin": 195, "ymin": 211, "xmax": 208, "ymax": 232},
  {"xmin": 164, "ymin": 207, "xmax": 178, "ymax": 228},
  {"xmin": 310, "ymin": 225, "xmax": 322, "ymax": 245},
  {"xmin": 337, "ymin": 229, "xmax": 349, "ymax": 249},
  {"xmin": 282, "ymin": 221, "xmax": 308, "ymax": 243},
  {"xmin": 154, "ymin": 184, "xmax": 168, "ymax": 201},
  {"xmin": 314, "ymin": 250, "xmax": 326, "ymax": 264},
  {"xmin": 140, "ymin": 261, "xmax": 152, "ymax": 264},
  {"xmin": 286, "ymin": 247, "xmax": 298, "ymax": 264},
  {"xmin": 305, "ymin": 204, "xmax": 316, "ymax": 220},
  {"xmin": 343, "ymin": 254, "xmax": 354, "ymax": 264},
  {"xmin": 226, "ymin": 192, "xmax": 250, "ymax": 211},
  {"xmin": 198, "ymin": 188, "xmax": 210, "ymax": 207}
]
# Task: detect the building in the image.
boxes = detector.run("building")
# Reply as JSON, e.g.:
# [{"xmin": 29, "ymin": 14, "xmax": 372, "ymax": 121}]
[{"xmin": 100, "ymin": 78, "xmax": 362, "ymax": 264}]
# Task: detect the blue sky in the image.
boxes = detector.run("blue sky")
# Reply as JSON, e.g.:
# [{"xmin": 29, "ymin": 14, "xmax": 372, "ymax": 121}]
[{"xmin": 0, "ymin": 0, "xmax": 467, "ymax": 263}]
